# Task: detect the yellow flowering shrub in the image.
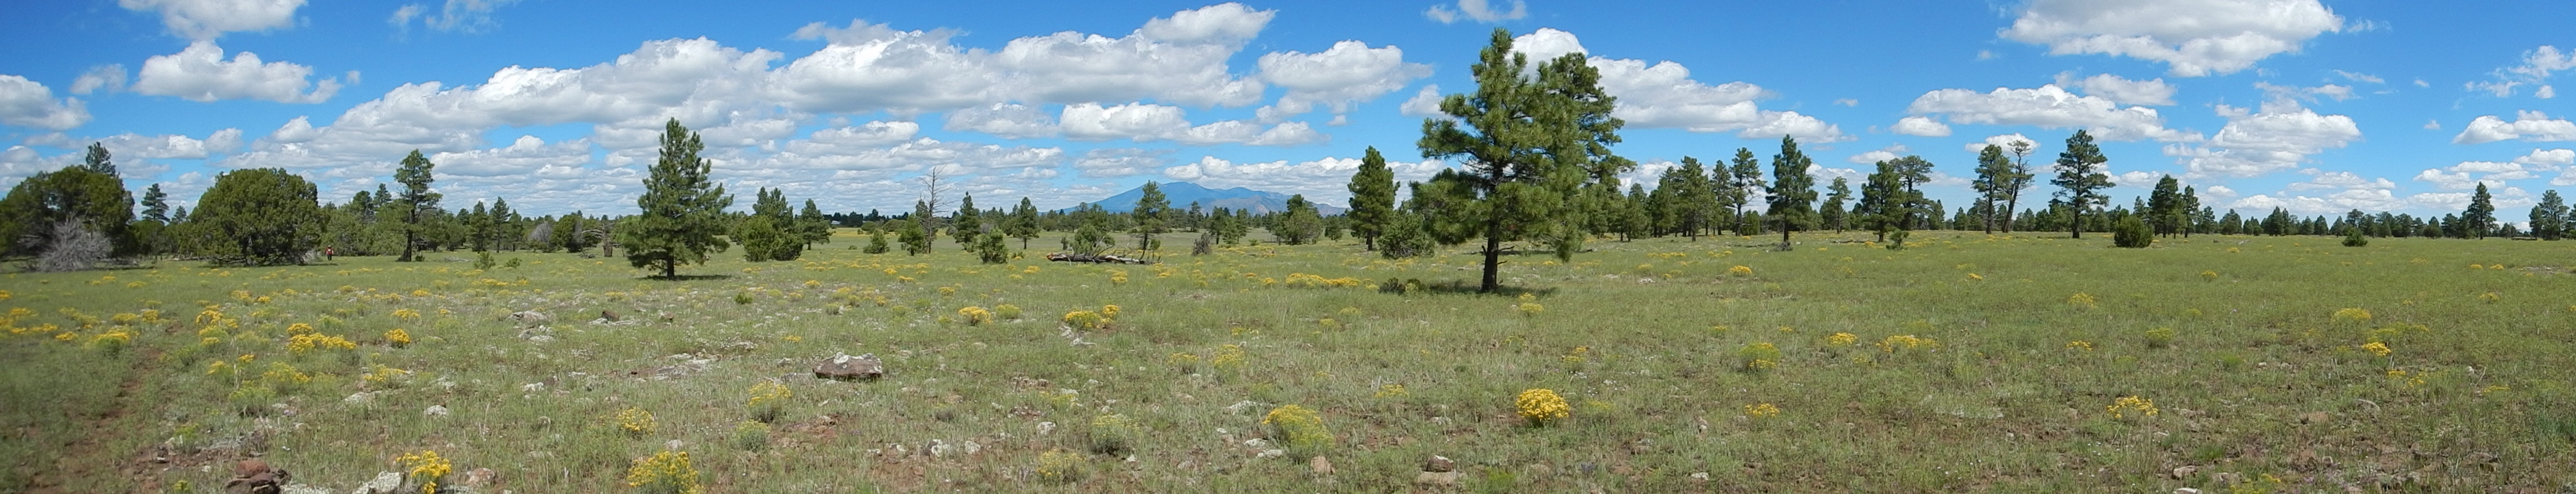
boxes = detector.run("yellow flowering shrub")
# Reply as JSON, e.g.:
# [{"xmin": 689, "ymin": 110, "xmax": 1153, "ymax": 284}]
[
  {"xmin": 1878, "ymin": 335, "xmax": 1938, "ymax": 353},
  {"xmin": 1061, "ymin": 310, "xmax": 1108, "ymax": 331},
  {"xmin": 1035, "ymin": 448, "xmax": 1085, "ymax": 484},
  {"xmin": 2067, "ymin": 292, "xmax": 2098, "ymax": 309},
  {"xmin": 1087, "ymin": 413, "xmax": 1141, "ymax": 454},
  {"xmin": 993, "ymin": 304, "xmax": 1023, "ymax": 320},
  {"xmin": 2331, "ymin": 308, "xmax": 2372, "ymax": 324},
  {"xmin": 1374, "ymin": 383, "xmax": 1409, "ymax": 398},
  {"xmin": 1210, "ymin": 344, "xmax": 1246, "ymax": 372},
  {"xmin": 86, "ymin": 328, "xmax": 135, "ymax": 354},
  {"xmin": 2105, "ymin": 396, "xmax": 2158, "ymax": 419},
  {"xmin": 614, "ymin": 408, "xmax": 657, "ymax": 437},
  {"xmin": 1728, "ymin": 265, "xmax": 1754, "ymax": 276},
  {"xmin": 2065, "ymin": 340, "xmax": 2094, "ymax": 351},
  {"xmin": 1825, "ymin": 332, "xmax": 1858, "ymax": 347},
  {"xmin": 285, "ymin": 333, "xmax": 356, "ymax": 353},
  {"xmin": 1515, "ymin": 388, "xmax": 1571, "ymax": 426},
  {"xmin": 1737, "ymin": 342, "xmax": 1780, "ymax": 371},
  {"xmin": 624, "ymin": 450, "xmax": 701, "ymax": 494},
  {"xmin": 396, "ymin": 450, "xmax": 452, "ymax": 494},
  {"xmin": 392, "ymin": 308, "xmax": 421, "ymax": 321},
  {"xmin": 385, "ymin": 329, "xmax": 412, "ymax": 347},
  {"xmin": 746, "ymin": 381, "xmax": 792, "ymax": 423},
  {"xmin": 1262, "ymin": 404, "xmax": 1333, "ymax": 451},
  {"xmin": 2360, "ymin": 342, "xmax": 2391, "ymax": 357},
  {"xmin": 1743, "ymin": 403, "xmax": 1781, "ymax": 418},
  {"xmin": 957, "ymin": 306, "xmax": 993, "ymax": 326}
]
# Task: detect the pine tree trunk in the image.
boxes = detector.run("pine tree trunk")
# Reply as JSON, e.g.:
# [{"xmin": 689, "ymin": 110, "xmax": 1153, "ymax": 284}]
[{"xmin": 1480, "ymin": 219, "xmax": 1502, "ymax": 294}]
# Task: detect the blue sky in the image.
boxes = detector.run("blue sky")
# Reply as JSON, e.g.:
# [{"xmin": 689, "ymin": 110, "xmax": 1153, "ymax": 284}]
[{"xmin": 3, "ymin": 0, "xmax": 2572, "ymax": 221}]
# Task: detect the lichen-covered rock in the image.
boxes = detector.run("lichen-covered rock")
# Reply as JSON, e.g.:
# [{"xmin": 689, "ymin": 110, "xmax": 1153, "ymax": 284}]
[{"xmin": 814, "ymin": 353, "xmax": 883, "ymax": 380}]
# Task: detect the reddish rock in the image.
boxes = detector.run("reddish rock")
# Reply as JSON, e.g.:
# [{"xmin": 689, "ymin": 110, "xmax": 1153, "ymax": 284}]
[{"xmin": 814, "ymin": 353, "xmax": 884, "ymax": 380}]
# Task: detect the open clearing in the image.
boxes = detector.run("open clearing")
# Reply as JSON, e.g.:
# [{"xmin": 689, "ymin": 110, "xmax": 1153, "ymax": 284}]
[{"xmin": 4, "ymin": 230, "xmax": 2573, "ymax": 492}]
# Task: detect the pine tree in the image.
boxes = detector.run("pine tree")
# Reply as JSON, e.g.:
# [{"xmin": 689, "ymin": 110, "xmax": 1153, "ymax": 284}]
[
  {"xmin": 2531, "ymin": 190, "xmax": 2567, "ymax": 240},
  {"xmin": 1970, "ymin": 144, "xmax": 2011, "ymax": 234},
  {"xmin": 2146, "ymin": 175, "xmax": 2182, "ymax": 236},
  {"xmin": 1275, "ymin": 194, "xmax": 1323, "ymax": 245},
  {"xmin": 1766, "ymin": 136, "xmax": 1817, "ymax": 251},
  {"xmin": 620, "ymin": 119, "xmax": 735, "ymax": 278},
  {"xmin": 1132, "ymin": 183, "xmax": 1167, "ymax": 250},
  {"xmin": 489, "ymin": 198, "xmax": 518, "ymax": 250},
  {"xmin": 1345, "ymin": 147, "xmax": 1399, "ymax": 250},
  {"xmin": 1857, "ymin": 159, "xmax": 1902, "ymax": 242},
  {"xmin": 1726, "ymin": 148, "xmax": 1764, "ymax": 235},
  {"xmin": 393, "ymin": 150, "xmax": 440, "ymax": 262},
  {"xmin": 2050, "ymin": 130, "xmax": 2112, "ymax": 239},
  {"xmin": 797, "ymin": 199, "xmax": 832, "ymax": 246},
  {"xmin": 899, "ymin": 218, "xmax": 932, "ymax": 255},
  {"xmin": 1820, "ymin": 177, "xmax": 1850, "ymax": 233},
  {"xmin": 952, "ymin": 193, "xmax": 982, "ymax": 250},
  {"xmin": 1007, "ymin": 197, "xmax": 1041, "ymax": 248},
  {"xmin": 140, "ymin": 184, "xmax": 170, "ymax": 223},
  {"xmin": 1416, "ymin": 28, "xmax": 1624, "ymax": 292},
  {"xmin": 864, "ymin": 225, "xmax": 890, "ymax": 253},
  {"xmin": 2463, "ymin": 182, "xmax": 2497, "ymax": 238}
]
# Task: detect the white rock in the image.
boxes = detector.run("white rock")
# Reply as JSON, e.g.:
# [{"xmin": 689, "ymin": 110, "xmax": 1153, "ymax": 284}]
[
  {"xmin": 1035, "ymin": 422, "xmax": 1057, "ymax": 435},
  {"xmin": 1243, "ymin": 438, "xmax": 1271, "ymax": 449},
  {"xmin": 1255, "ymin": 449, "xmax": 1286, "ymax": 459},
  {"xmin": 422, "ymin": 405, "xmax": 449, "ymax": 417},
  {"xmin": 664, "ymin": 439, "xmax": 686, "ymax": 451},
  {"xmin": 355, "ymin": 471, "xmax": 403, "ymax": 494},
  {"xmin": 342, "ymin": 391, "xmax": 375, "ymax": 405}
]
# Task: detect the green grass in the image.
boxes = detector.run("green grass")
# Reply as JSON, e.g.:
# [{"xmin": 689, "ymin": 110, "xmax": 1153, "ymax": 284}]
[{"xmin": 3, "ymin": 230, "xmax": 2573, "ymax": 492}]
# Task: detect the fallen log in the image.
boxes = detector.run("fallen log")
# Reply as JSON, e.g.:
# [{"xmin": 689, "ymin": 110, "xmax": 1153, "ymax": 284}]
[{"xmin": 1044, "ymin": 252, "xmax": 1157, "ymax": 264}]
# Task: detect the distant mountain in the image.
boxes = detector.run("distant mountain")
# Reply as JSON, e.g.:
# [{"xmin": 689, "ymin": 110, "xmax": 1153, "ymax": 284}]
[{"xmin": 1066, "ymin": 181, "xmax": 1345, "ymax": 215}]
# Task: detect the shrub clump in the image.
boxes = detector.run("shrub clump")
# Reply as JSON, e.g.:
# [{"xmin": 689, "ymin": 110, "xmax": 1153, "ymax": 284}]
[
  {"xmin": 1514, "ymin": 388, "xmax": 1570, "ymax": 426},
  {"xmin": 624, "ymin": 450, "xmax": 701, "ymax": 494},
  {"xmin": 2111, "ymin": 215, "xmax": 2153, "ymax": 248},
  {"xmin": 1262, "ymin": 404, "xmax": 1333, "ymax": 452}
]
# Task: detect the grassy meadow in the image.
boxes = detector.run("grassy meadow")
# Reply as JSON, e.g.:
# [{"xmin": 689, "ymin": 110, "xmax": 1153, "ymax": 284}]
[{"xmin": 3, "ymin": 229, "xmax": 2574, "ymax": 493}]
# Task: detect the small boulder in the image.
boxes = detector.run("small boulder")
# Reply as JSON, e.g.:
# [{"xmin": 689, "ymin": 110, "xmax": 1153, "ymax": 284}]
[
  {"xmin": 1413, "ymin": 471, "xmax": 1463, "ymax": 487},
  {"xmin": 504, "ymin": 311, "xmax": 550, "ymax": 327},
  {"xmin": 1308, "ymin": 456, "xmax": 1334, "ymax": 476},
  {"xmin": 422, "ymin": 405, "xmax": 449, "ymax": 417},
  {"xmin": 464, "ymin": 467, "xmax": 496, "ymax": 487},
  {"xmin": 354, "ymin": 471, "xmax": 402, "ymax": 494},
  {"xmin": 1424, "ymin": 455, "xmax": 1455, "ymax": 473},
  {"xmin": 223, "ymin": 459, "xmax": 287, "ymax": 494},
  {"xmin": 814, "ymin": 353, "xmax": 883, "ymax": 381}
]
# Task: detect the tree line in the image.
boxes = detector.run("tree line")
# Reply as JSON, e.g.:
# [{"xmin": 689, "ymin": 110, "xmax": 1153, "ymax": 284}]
[{"xmin": 0, "ymin": 28, "xmax": 2557, "ymax": 276}]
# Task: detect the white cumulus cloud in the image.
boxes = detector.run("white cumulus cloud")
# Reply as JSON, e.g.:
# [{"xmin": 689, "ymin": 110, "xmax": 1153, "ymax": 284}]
[
  {"xmin": 2453, "ymin": 111, "xmax": 2576, "ymax": 144},
  {"xmin": 1256, "ymin": 41, "xmax": 1432, "ymax": 119},
  {"xmin": 133, "ymin": 41, "xmax": 342, "ymax": 103},
  {"xmin": 2057, "ymin": 72, "xmax": 2177, "ymax": 106},
  {"xmin": 1892, "ymin": 116, "xmax": 1951, "ymax": 137},
  {"xmin": 1510, "ymin": 28, "xmax": 1846, "ymax": 142},
  {"xmin": 2001, "ymin": 0, "xmax": 2345, "ymax": 77},
  {"xmin": 119, "ymin": 0, "xmax": 305, "ymax": 40},
  {"xmin": 0, "ymin": 76, "xmax": 91, "ymax": 130},
  {"xmin": 1905, "ymin": 84, "xmax": 2194, "ymax": 142},
  {"xmin": 2164, "ymin": 101, "xmax": 2360, "ymax": 178},
  {"xmin": 2468, "ymin": 46, "xmax": 2576, "ymax": 98},
  {"xmin": 1424, "ymin": 0, "xmax": 1527, "ymax": 24}
]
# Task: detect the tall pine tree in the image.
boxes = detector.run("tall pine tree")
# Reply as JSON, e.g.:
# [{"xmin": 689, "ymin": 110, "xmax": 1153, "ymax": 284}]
[
  {"xmin": 1345, "ymin": 147, "xmax": 1399, "ymax": 250},
  {"xmin": 2050, "ymin": 130, "xmax": 2111, "ymax": 238},
  {"xmin": 393, "ymin": 150, "xmax": 440, "ymax": 262},
  {"xmin": 1766, "ymin": 136, "xmax": 1817, "ymax": 250},
  {"xmin": 621, "ymin": 119, "xmax": 734, "ymax": 277},
  {"xmin": 1416, "ymin": 28, "xmax": 1623, "ymax": 292}
]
